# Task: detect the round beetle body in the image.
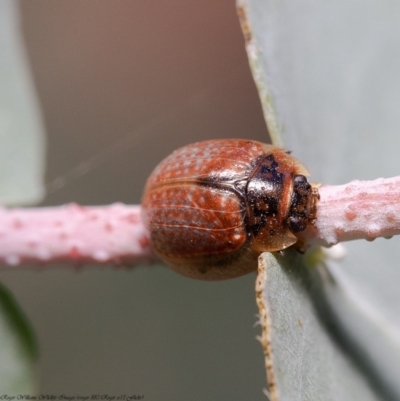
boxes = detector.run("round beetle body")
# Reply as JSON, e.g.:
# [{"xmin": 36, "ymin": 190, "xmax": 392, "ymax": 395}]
[{"xmin": 141, "ymin": 139, "xmax": 319, "ymax": 280}]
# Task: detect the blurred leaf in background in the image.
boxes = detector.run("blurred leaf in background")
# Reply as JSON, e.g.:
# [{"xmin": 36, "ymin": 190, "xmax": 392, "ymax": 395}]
[
  {"xmin": 0, "ymin": 0, "xmax": 45, "ymax": 393},
  {"xmin": 0, "ymin": 282, "xmax": 38, "ymax": 394},
  {"xmin": 0, "ymin": 0, "xmax": 45, "ymax": 206}
]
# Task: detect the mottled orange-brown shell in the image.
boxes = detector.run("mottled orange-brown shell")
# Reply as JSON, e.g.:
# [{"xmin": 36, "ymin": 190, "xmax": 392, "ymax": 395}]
[{"xmin": 141, "ymin": 139, "xmax": 315, "ymax": 280}]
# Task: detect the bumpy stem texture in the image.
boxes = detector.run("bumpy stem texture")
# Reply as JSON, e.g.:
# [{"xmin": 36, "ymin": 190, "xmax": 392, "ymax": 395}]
[
  {"xmin": 0, "ymin": 203, "xmax": 153, "ymax": 267},
  {"xmin": 298, "ymin": 176, "xmax": 400, "ymax": 247},
  {"xmin": 0, "ymin": 177, "xmax": 399, "ymax": 267}
]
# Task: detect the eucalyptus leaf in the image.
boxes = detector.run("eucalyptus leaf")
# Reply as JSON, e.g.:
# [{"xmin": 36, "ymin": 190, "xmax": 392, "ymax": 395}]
[
  {"xmin": 238, "ymin": 0, "xmax": 400, "ymax": 399},
  {"xmin": 0, "ymin": 0, "xmax": 46, "ymax": 205},
  {"xmin": 242, "ymin": 0, "xmax": 400, "ymax": 331},
  {"xmin": 258, "ymin": 251, "xmax": 397, "ymax": 401}
]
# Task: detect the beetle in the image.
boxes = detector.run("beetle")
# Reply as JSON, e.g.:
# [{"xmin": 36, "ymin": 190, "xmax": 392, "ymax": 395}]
[{"xmin": 141, "ymin": 139, "xmax": 319, "ymax": 280}]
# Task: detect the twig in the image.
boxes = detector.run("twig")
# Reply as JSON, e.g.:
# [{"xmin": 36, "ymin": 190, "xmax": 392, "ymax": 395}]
[
  {"xmin": 0, "ymin": 176, "xmax": 399, "ymax": 267},
  {"xmin": 298, "ymin": 176, "xmax": 400, "ymax": 247},
  {"xmin": 0, "ymin": 203, "xmax": 153, "ymax": 267}
]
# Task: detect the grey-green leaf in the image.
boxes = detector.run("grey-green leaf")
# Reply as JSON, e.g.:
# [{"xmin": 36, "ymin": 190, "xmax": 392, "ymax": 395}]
[
  {"xmin": 238, "ymin": 0, "xmax": 400, "ymax": 399},
  {"xmin": 0, "ymin": 0, "xmax": 46, "ymax": 205},
  {"xmin": 0, "ymin": 0, "xmax": 42, "ymax": 393},
  {"xmin": 259, "ymin": 251, "xmax": 399, "ymax": 401}
]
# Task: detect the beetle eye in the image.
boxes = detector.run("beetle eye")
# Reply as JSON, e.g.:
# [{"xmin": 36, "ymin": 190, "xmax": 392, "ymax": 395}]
[
  {"xmin": 294, "ymin": 175, "xmax": 307, "ymax": 184},
  {"xmin": 294, "ymin": 175, "xmax": 311, "ymax": 191},
  {"xmin": 287, "ymin": 216, "xmax": 307, "ymax": 232}
]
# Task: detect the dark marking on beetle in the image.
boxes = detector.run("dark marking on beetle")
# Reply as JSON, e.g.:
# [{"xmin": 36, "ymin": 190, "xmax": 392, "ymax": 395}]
[
  {"xmin": 287, "ymin": 174, "xmax": 313, "ymax": 233},
  {"xmin": 245, "ymin": 154, "xmax": 285, "ymax": 239}
]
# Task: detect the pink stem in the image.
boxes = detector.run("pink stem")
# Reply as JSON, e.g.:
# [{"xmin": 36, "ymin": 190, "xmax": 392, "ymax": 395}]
[
  {"xmin": 298, "ymin": 176, "xmax": 400, "ymax": 247},
  {"xmin": 0, "ymin": 176, "xmax": 399, "ymax": 267},
  {"xmin": 0, "ymin": 203, "xmax": 154, "ymax": 267}
]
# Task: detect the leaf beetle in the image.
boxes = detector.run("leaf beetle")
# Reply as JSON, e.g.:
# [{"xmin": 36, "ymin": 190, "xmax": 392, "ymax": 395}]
[{"xmin": 141, "ymin": 139, "xmax": 319, "ymax": 280}]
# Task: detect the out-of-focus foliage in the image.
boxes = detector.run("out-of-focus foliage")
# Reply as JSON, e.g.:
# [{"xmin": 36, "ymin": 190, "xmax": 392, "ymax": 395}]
[
  {"xmin": 0, "ymin": 282, "xmax": 38, "ymax": 394},
  {"xmin": 0, "ymin": 0, "xmax": 45, "ymax": 205},
  {"xmin": 0, "ymin": 0, "xmax": 44, "ymax": 393}
]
